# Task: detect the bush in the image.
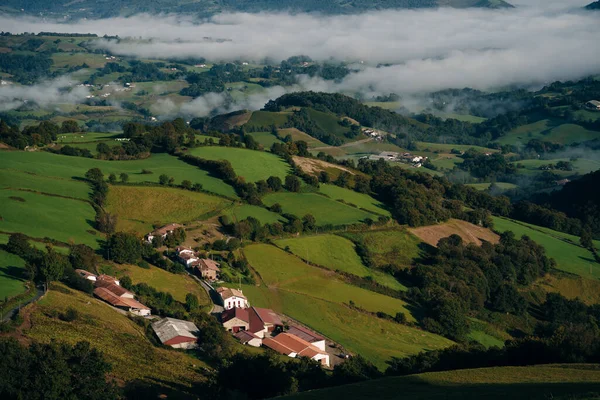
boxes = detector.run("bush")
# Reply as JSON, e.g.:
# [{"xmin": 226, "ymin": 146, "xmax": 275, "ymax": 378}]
[{"xmin": 59, "ymin": 307, "xmax": 79, "ymax": 322}]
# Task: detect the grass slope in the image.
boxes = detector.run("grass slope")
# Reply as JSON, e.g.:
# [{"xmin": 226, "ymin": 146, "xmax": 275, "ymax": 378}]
[
  {"xmin": 343, "ymin": 229, "xmax": 423, "ymax": 270},
  {"xmin": 273, "ymin": 234, "xmax": 405, "ymax": 291},
  {"xmin": 496, "ymin": 119, "xmax": 600, "ymax": 146},
  {"xmin": 410, "ymin": 219, "xmax": 500, "ymax": 247},
  {"xmin": 262, "ymin": 192, "xmax": 377, "ymax": 226},
  {"xmin": 114, "ymin": 263, "xmax": 210, "ymax": 306},
  {"xmin": 225, "ymin": 204, "xmax": 284, "ymax": 224},
  {"xmin": 26, "ymin": 285, "xmax": 207, "ymax": 386},
  {"xmin": 248, "ymin": 131, "xmax": 283, "ymax": 149},
  {"xmin": 0, "ymin": 250, "xmax": 27, "ymax": 299},
  {"xmin": 0, "ymin": 189, "xmax": 100, "ymax": 248},
  {"xmin": 0, "ymin": 169, "xmax": 91, "ymax": 200},
  {"xmin": 318, "ymin": 184, "xmax": 391, "ymax": 217},
  {"xmin": 245, "ymin": 111, "xmax": 290, "ymax": 128},
  {"xmin": 189, "ymin": 147, "xmax": 291, "ymax": 182},
  {"xmin": 0, "ymin": 151, "xmax": 237, "ymax": 198},
  {"xmin": 284, "ymin": 364, "xmax": 600, "ymax": 400},
  {"xmin": 106, "ymin": 185, "xmax": 230, "ymax": 234},
  {"xmin": 492, "ymin": 217, "xmax": 600, "ymax": 279}
]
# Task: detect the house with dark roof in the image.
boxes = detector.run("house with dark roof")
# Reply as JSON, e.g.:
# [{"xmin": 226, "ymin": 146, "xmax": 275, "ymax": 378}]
[
  {"xmin": 152, "ymin": 318, "xmax": 199, "ymax": 349},
  {"xmin": 586, "ymin": 100, "xmax": 600, "ymax": 110},
  {"xmin": 222, "ymin": 306, "xmax": 283, "ymax": 339},
  {"xmin": 287, "ymin": 325, "xmax": 326, "ymax": 351},
  {"xmin": 75, "ymin": 269, "xmax": 97, "ymax": 282},
  {"xmin": 95, "ymin": 280, "xmax": 134, "ymax": 299},
  {"xmin": 222, "ymin": 307, "xmax": 250, "ymax": 333},
  {"xmin": 192, "ymin": 259, "xmax": 220, "ymax": 281},
  {"xmin": 234, "ymin": 330, "xmax": 262, "ymax": 347},
  {"xmin": 145, "ymin": 223, "xmax": 183, "ymax": 244},
  {"xmin": 263, "ymin": 333, "xmax": 330, "ymax": 367},
  {"xmin": 96, "ymin": 274, "xmax": 120, "ymax": 286}
]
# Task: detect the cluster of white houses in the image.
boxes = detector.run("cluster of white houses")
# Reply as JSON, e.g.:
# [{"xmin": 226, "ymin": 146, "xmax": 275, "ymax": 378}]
[
  {"xmin": 176, "ymin": 247, "xmax": 221, "ymax": 281},
  {"xmin": 76, "ymin": 270, "xmax": 151, "ymax": 316},
  {"xmin": 218, "ymin": 288, "xmax": 330, "ymax": 366},
  {"xmin": 368, "ymin": 151, "xmax": 427, "ymax": 167}
]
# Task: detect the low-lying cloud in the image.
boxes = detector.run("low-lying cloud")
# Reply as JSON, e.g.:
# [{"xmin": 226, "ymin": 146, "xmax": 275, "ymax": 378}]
[
  {"xmin": 0, "ymin": 2, "xmax": 599, "ymax": 115},
  {"xmin": 0, "ymin": 76, "xmax": 89, "ymax": 111}
]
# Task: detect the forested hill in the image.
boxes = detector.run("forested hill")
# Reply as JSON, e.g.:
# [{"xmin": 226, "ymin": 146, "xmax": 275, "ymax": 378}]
[
  {"xmin": 1, "ymin": 0, "xmax": 514, "ymax": 18},
  {"xmin": 586, "ymin": 1, "xmax": 600, "ymax": 10}
]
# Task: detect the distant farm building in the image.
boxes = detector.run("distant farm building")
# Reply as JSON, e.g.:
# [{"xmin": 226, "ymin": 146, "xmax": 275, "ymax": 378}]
[
  {"xmin": 192, "ymin": 259, "xmax": 221, "ymax": 281},
  {"xmin": 586, "ymin": 100, "xmax": 600, "ymax": 110},
  {"xmin": 222, "ymin": 307, "xmax": 250, "ymax": 333},
  {"xmin": 75, "ymin": 269, "xmax": 97, "ymax": 282},
  {"xmin": 263, "ymin": 333, "xmax": 330, "ymax": 367},
  {"xmin": 145, "ymin": 223, "xmax": 183, "ymax": 243},
  {"xmin": 93, "ymin": 287, "xmax": 151, "ymax": 316},
  {"xmin": 223, "ymin": 306, "xmax": 284, "ymax": 347},
  {"xmin": 235, "ymin": 330, "xmax": 262, "ymax": 347},
  {"xmin": 176, "ymin": 247, "xmax": 199, "ymax": 266},
  {"xmin": 96, "ymin": 274, "xmax": 120, "ymax": 286},
  {"xmin": 217, "ymin": 287, "xmax": 249, "ymax": 310},
  {"xmin": 287, "ymin": 325, "xmax": 326, "ymax": 352},
  {"xmin": 152, "ymin": 318, "xmax": 199, "ymax": 349}
]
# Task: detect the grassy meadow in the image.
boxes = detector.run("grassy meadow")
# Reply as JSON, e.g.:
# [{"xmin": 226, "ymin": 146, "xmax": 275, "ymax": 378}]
[
  {"xmin": 0, "ymin": 189, "xmax": 100, "ymax": 248},
  {"xmin": 225, "ymin": 204, "xmax": 284, "ymax": 224},
  {"xmin": 262, "ymin": 192, "xmax": 378, "ymax": 226},
  {"xmin": 495, "ymin": 119, "xmax": 600, "ymax": 146},
  {"xmin": 114, "ymin": 263, "xmax": 210, "ymax": 306},
  {"xmin": 243, "ymin": 244, "xmax": 411, "ymax": 317},
  {"xmin": 245, "ymin": 111, "xmax": 290, "ymax": 128},
  {"xmin": 0, "ymin": 151, "xmax": 238, "ymax": 198},
  {"xmin": 492, "ymin": 217, "xmax": 600, "ymax": 279},
  {"xmin": 273, "ymin": 234, "xmax": 405, "ymax": 291},
  {"xmin": 343, "ymin": 229, "xmax": 423, "ymax": 270},
  {"xmin": 318, "ymin": 184, "xmax": 391, "ymax": 217},
  {"xmin": 26, "ymin": 285, "xmax": 208, "ymax": 386},
  {"xmin": 105, "ymin": 185, "xmax": 231, "ymax": 234},
  {"xmin": 285, "ymin": 364, "xmax": 600, "ymax": 400},
  {"xmin": 189, "ymin": 146, "xmax": 291, "ymax": 182},
  {"xmin": 277, "ymin": 128, "xmax": 327, "ymax": 148},
  {"xmin": 248, "ymin": 131, "xmax": 284, "ymax": 148},
  {"xmin": 0, "ymin": 169, "xmax": 91, "ymax": 200},
  {"xmin": 0, "ymin": 250, "xmax": 28, "ymax": 299}
]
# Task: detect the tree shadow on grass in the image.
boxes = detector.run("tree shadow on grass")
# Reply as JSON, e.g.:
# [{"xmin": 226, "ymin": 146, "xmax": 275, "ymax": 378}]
[{"xmin": 0, "ymin": 266, "xmax": 27, "ymax": 281}]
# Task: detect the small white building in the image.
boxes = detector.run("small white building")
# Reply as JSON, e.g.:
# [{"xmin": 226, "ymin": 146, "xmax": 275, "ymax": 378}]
[
  {"xmin": 75, "ymin": 269, "xmax": 97, "ymax": 282},
  {"xmin": 217, "ymin": 287, "xmax": 249, "ymax": 310},
  {"xmin": 176, "ymin": 247, "xmax": 199, "ymax": 266},
  {"xmin": 145, "ymin": 223, "xmax": 183, "ymax": 244},
  {"xmin": 586, "ymin": 100, "xmax": 600, "ymax": 110}
]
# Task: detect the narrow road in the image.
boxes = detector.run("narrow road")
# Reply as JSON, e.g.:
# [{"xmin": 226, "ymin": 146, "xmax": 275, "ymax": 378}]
[
  {"xmin": 186, "ymin": 272, "xmax": 224, "ymax": 314},
  {"xmin": 1, "ymin": 286, "xmax": 45, "ymax": 322}
]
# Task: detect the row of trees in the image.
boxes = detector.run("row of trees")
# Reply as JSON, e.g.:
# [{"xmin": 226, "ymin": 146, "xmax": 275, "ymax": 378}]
[{"xmin": 0, "ymin": 119, "xmax": 81, "ymax": 149}]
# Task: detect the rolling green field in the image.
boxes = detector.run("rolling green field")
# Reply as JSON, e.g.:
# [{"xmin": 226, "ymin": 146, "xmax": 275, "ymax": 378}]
[
  {"xmin": 0, "ymin": 151, "xmax": 238, "ymax": 198},
  {"xmin": 242, "ymin": 286, "xmax": 452, "ymax": 370},
  {"xmin": 306, "ymin": 108, "xmax": 352, "ymax": 141},
  {"xmin": 415, "ymin": 142, "xmax": 498, "ymax": 154},
  {"xmin": 343, "ymin": 229, "xmax": 423, "ymax": 271},
  {"xmin": 318, "ymin": 184, "xmax": 391, "ymax": 217},
  {"xmin": 248, "ymin": 131, "xmax": 284, "ymax": 148},
  {"xmin": 225, "ymin": 204, "xmax": 284, "ymax": 224},
  {"xmin": 514, "ymin": 158, "xmax": 600, "ymax": 177},
  {"xmin": 0, "ymin": 169, "xmax": 90, "ymax": 200},
  {"xmin": 114, "ymin": 263, "xmax": 210, "ymax": 306},
  {"xmin": 496, "ymin": 120, "xmax": 600, "ymax": 146},
  {"xmin": 0, "ymin": 189, "xmax": 100, "ymax": 248},
  {"xmin": 0, "ymin": 250, "xmax": 27, "ymax": 299},
  {"xmin": 189, "ymin": 146, "xmax": 291, "ymax": 182},
  {"xmin": 492, "ymin": 217, "xmax": 600, "ymax": 279},
  {"xmin": 262, "ymin": 192, "xmax": 378, "ymax": 226},
  {"xmin": 106, "ymin": 185, "xmax": 231, "ymax": 234},
  {"xmin": 466, "ymin": 182, "xmax": 518, "ymax": 191},
  {"xmin": 285, "ymin": 364, "xmax": 600, "ymax": 400},
  {"xmin": 243, "ymin": 244, "xmax": 411, "ymax": 317},
  {"xmin": 245, "ymin": 111, "xmax": 290, "ymax": 128},
  {"xmin": 273, "ymin": 234, "xmax": 405, "ymax": 291},
  {"xmin": 277, "ymin": 128, "xmax": 327, "ymax": 148}
]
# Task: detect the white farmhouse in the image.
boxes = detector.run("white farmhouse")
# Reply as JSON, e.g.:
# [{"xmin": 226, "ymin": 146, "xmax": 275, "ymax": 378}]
[{"xmin": 217, "ymin": 287, "xmax": 249, "ymax": 310}]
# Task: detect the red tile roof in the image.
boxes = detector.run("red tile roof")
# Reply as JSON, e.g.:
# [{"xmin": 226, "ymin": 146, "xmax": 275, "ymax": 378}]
[
  {"xmin": 263, "ymin": 333, "xmax": 324, "ymax": 358},
  {"xmin": 75, "ymin": 269, "xmax": 96, "ymax": 279},
  {"xmin": 234, "ymin": 330, "xmax": 261, "ymax": 344},
  {"xmin": 95, "ymin": 281, "xmax": 132, "ymax": 297},
  {"xmin": 253, "ymin": 307, "xmax": 283, "ymax": 326},
  {"xmin": 153, "ymin": 223, "xmax": 183, "ymax": 236},
  {"xmin": 199, "ymin": 259, "xmax": 220, "ymax": 271},
  {"xmin": 94, "ymin": 288, "xmax": 148, "ymax": 310},
  {"xmin": 287, "ymin": 325, "xmax": 324, "ymax": 343},
  {"xmin": 217, "ymin": 287, "xmax": 246, "ymax": 300},
  {"xmin": 96, "ymin": 274, "xmax": 118, "ymax": 284}
]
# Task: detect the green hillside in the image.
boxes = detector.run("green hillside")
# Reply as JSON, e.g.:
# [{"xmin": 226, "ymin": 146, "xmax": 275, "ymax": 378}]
[{"xmin": 284, "ymin": 364, "xmax": 600, "ymax": 400}]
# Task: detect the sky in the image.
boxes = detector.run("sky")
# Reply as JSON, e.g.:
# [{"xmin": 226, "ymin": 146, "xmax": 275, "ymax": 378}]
[{"xmin": 0, "ymin": 1, "xmax": 598, "ymax": 116}]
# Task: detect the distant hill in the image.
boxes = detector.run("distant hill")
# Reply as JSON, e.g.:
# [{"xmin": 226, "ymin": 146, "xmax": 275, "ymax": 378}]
[
  {"xmin": 1, "ymin": 0, "xmax": 514, "ymax": 19},
  {"xmin": 586, "ymin": 1, "xmax": 600, "ymax": 10}
]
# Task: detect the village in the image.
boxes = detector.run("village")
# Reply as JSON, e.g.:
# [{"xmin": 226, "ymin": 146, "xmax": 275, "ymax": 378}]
[{"xmin": 82, "ymin": 222, "xmax": 336, "ymax": 368}]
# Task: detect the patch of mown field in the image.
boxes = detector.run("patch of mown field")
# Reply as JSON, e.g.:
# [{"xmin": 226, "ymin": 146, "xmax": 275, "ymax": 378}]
[
  {"xmin": 26, "ymin": 285, "xmax": 208, "ymax": 387},
  {"xmin": 225, "ymin": 204, "xmax": 284, "ymax": 224},
  {"xmin": 0, "ymin": 249, "xmax": 27, "ymax": 299},
  {"xmin": 466, "ymin": 182, "xmax": 518, "ymax": 191},
  {"xmin": 0, "ymin": 151, "xmax": 238, "ymax": 198},
  {"xmin": 114, "ymin": 263, "xmax": 210, "ymax": 306},
  {"xmin": 245, "ymin": 111, "xmax": 290, "ymax": 128},
  {"xmin": 189, "ymin": 146, "xmax": 291, "ymax": 182},
  {"xmin": 262, "ymin": 192, "xmax": 378, "ymax": 226},
  {"xmin": 0, "ymin": 189, "xmax": 101, "ymax": 248},
  {"xmin": 243, "ymin": 286, "xmax": 452, "ymax": 370},
  {"xmin": 248, "ymin": 131, "xmax": 283, "ymax": 148},
  {"xmin": 533, "ymin": 274, "xmax": 600, "ymax": 305},
  {"xmin": 492, "ymin": 217, "xmax": 600, "ymax": 279},
  {"xmin": 0, "ymin": 169, "xmax": 90, "ymax": 200},
  {"xmin": 243, "ymin": 244, "xmax": 411, "ymax": 317},
  {"xmin": 343, "ymin": 229, "xmax": 423, "ymax": 271},
  {"xmin": 106, "ymin": 185, "xmax": 231, "ymax": 234},
  {"xmin": 495, "ymin": 119, "xmax": 600, "ymax": 146},
  {"xmin": 273, "ymin": 234, "xmax": 405, "ymax": 291},
  {"xmin": 318, "ymin": 184, "xmax": 391, "ymax": 217},
  {"xmin": 410, "ymin": 219, "xmax": 500, "ymax": 248},
  {"xmin": 415, "ymin": 142, "xmax": 499, "ymax": 154},
  {"xmin": 283, "ymin": 364, "xmax": 600, "ymax": 400},
  {"xmin": 277, "ymin": 128, "xmax": 327, "ymax": 148}
]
